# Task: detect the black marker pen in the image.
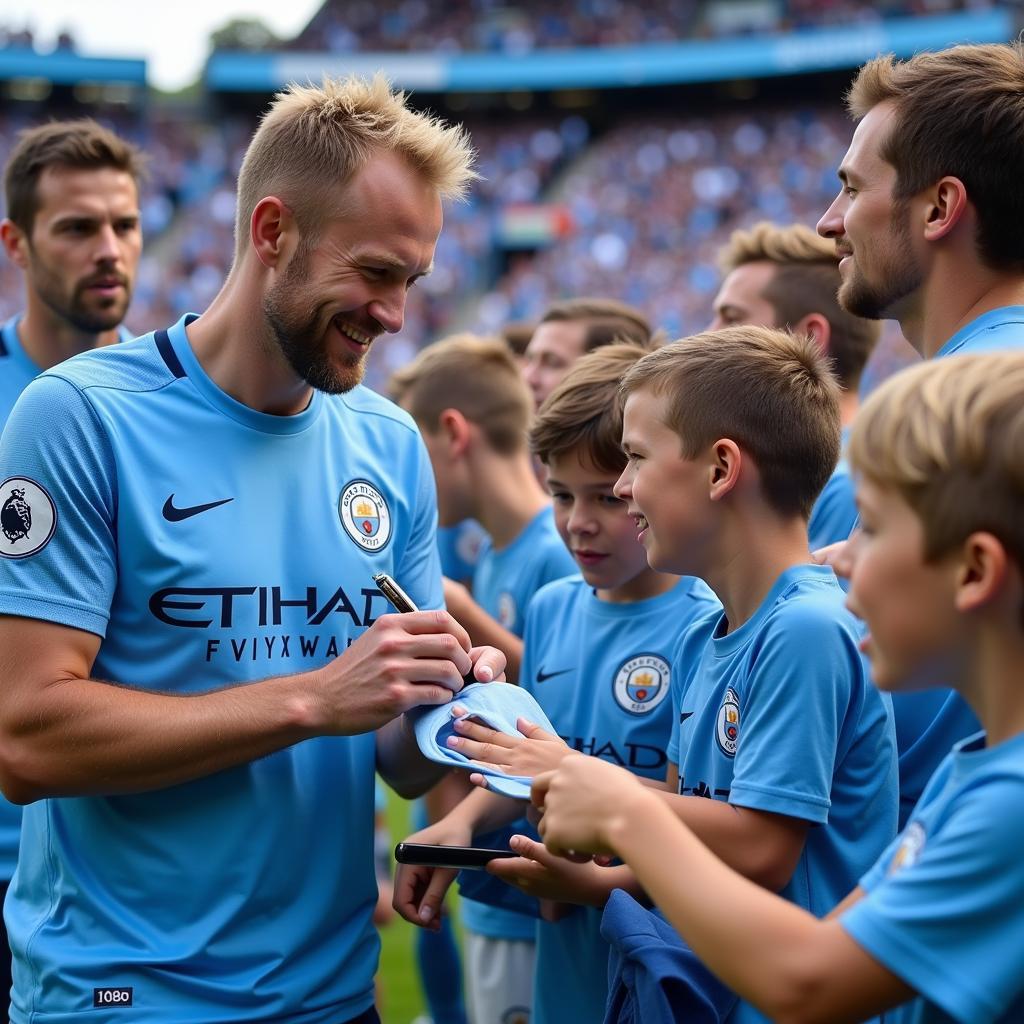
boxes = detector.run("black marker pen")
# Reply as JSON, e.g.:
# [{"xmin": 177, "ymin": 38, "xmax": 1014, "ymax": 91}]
[{"xmin": 372, "ymin": 572, "xmax": 478, "ymax": 686}]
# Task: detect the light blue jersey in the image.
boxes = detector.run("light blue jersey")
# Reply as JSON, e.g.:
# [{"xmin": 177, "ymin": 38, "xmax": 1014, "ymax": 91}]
[
  {"xmin": 842, "ymin": 731, "xmax": 1024, "ymax": 1024},
  {"xmin": 0, "ymin": 317, "xmax": 39, "ymax": 885},
  {"xmin": 893, "ymin": 307, "xmax": 1023, "ymax": 824},
  {"xmin": 667, "ymin": 564, "xmax": 898, "ymax": 1024},
  {"xmin": 0, "ymin": 313, "xmax": 443, "ymax": 1024},
  {"xmin": 521, "ymin": 575, "xmax": 720, "ymax": 1024},
  {"xmin": 436, "ymin": 520, "xmax": 486, "ymax": 584},
  {"xmin": 807, "ymin": 428, "xmax": 857, "ymax": 552},
  {"xmin": 462, "ymin": 507, "xmax": 576, "ymax": 941},
  {"xmin": 0, "ymin": 316, "xmax": 132, "ymax": 882}
]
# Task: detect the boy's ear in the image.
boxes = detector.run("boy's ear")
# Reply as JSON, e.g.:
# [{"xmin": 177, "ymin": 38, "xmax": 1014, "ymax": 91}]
[
  {"xmin": 708, "ymin": 439, "xmax": 742, "ymax": 502},
  {"xmin": 437, "ymin": 408, "xmax": 473, "ymax": 457},
  {"xmin": 954, "ymin": 531, "xmax": 1009, "ymax": 614}
]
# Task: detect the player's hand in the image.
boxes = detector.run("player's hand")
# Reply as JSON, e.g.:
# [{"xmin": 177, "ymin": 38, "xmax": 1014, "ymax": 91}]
[
  {"xmin": 485, "ymin": 833, "xmax": 614, "ymax": 906},
  {"xmin": 445, "ymin": 710, "xmax": 570, "ymax": 780},
  {"xmin": 465, "ymin": 646, "xmax": 506, "ymax": 684},
  {"xmin": 533, "ymin": 754, "xmax": 647, "ymax": 857},
  {"xmin": 811, "ymin": 530, "xmax": 857, "ymax": 579},
  {"xmin": 392, "ymin": 817, "xmax": 472, "ymax": 931},
  {"xmin": 317, "ymin": 610, "xmax": 475, "ymax": 734}
]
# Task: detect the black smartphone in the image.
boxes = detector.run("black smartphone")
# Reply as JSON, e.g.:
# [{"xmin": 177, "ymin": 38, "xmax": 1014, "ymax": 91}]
[{"xmin": 394, "ymin": 842, "xmax": 518, "ymax": 870}]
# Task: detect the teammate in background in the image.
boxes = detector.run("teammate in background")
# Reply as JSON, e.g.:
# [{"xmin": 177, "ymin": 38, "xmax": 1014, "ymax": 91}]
[
  {"xmin": 536, "ymin": 351, "xmax": 1024, "ymax": 1024},
  {"xmin": 394, "ymin": 344, "xmax": 720, "ymax": 1024},
  {"xmin": 390, "ymin": 334, "xmax": 576, "ymax": 1024},
  {"xmin": 816, "ymin": 42, "xmax": 1024, "ymax": 826},
  {"xmin": 710, "ymin": 222, "xmax": 881, "ymax": 550},
  {"xmin": 0, "ymin": 76, "xmax": 504, "ymax": 1024},
  {"xmin": 521, "ymin": 297, "xmax": 656, "ymax": 409},
  {"xmin": 0, "ymin": 118, "xmax": 145, "ymax": 1014},
  {"xmin": 390, "ymin": 335, "xmax": 576, "ymax": 684},
  {"xmin": 499, "ymin": 320, "xmax": 534, "ymax": 372}
]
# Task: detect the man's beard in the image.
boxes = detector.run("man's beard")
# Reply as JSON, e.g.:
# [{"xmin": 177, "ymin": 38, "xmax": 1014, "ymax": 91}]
[
  {"xmin": 838, "ymin": 204, "xmax": 922, "ymax": 321},
  {"xmin": 263, "ymin": 250, "xmax": 366, "ymax": 395},
  {"xmin": 33, "ymin": 265, "xmax": 131, "ymax": 334}
]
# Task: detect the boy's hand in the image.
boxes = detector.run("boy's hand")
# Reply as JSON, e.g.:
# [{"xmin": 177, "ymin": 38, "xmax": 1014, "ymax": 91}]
[
  {"xmin": 533, "ymin": 754, "xmax": 649, "ymax": 857},
  {"xmin": 392, "ymin": 818, "xmax": 473, "ymax": 931},
  {"xmin": 484, "ymin": 833, "xmax": 614, "ymax": 906},
  {"xmin": 444, "ymin": 710, "xmax": 571, "ymax": 780}
]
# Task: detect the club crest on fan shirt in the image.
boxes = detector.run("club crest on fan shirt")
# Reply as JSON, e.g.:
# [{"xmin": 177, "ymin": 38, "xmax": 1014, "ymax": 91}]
[{"xmin": 613, "ymin": 653, "xmax": 670, "ymax": 715}]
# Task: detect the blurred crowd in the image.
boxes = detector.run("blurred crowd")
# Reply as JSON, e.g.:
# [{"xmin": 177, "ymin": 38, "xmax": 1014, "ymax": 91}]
[
  {"xmin": 0, "ymin": 91, "xmax": 916, "ymax": 391},
  {"xmin": 288, "ymin": 0, "xmax": 994, "ymax": 54}
]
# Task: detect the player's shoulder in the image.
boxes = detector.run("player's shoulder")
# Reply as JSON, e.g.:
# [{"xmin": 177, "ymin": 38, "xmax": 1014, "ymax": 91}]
[
  {"xmin": 38, "ymin": 332, "xmax": 174, "ymax": 397},
  {"xmin": 335, "ymin": 384, "xmax": 422, "ymax": 441}
]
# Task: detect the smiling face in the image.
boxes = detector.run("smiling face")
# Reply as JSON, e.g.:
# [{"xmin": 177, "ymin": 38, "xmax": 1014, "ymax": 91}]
[
  {"xmin": 845, "ymin": 477, "xmax": 966, "ymax": 692},
  {"xmin": 614, "ymin": 388, "xmax": 714, "ymax": 577},
  {"xmin": 263, "ymin": 151, "xmax": 442, "ymax": 393},
  {"xmin": 817, "ymin": 101, "xmax": 924, "ymax": 323},
  {"xmin": 547, "ymin": 448, "xmax": 669, "ymax": 602},
  {"xmin": 16, "ymin": 165, "xmax": 141, "ymax": 334}
]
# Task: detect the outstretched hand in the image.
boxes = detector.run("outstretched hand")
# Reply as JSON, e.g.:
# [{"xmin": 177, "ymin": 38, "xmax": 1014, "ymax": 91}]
[
  {"xmin": 532, "ymin": 754, "xmax": 649, "ymax": 857},
  {"xmin": 443, "ymin": 708, "xmax": 571, "ymax": 782}
]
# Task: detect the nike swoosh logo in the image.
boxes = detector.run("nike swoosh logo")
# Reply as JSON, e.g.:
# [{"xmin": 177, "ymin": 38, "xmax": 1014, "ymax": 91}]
[
  {"xmin": 162, "ymin": 494, "xmax": 234, "ymax": 522},
  {"xmin": 535, "ymin": 667, "xmax": 572, "ymax": 684},
  {"xmin": 679, "ymin": 712, "xmax": 694, "ymax": 724}
]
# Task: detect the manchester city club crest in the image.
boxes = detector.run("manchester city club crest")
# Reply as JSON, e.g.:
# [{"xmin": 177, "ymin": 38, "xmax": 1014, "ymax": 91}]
[
  {"xmin": 716, "ymin": 687, "xmax": 741, "ymax": 757},
  {"xmin": 338, "ymin": 479, "xmax": 392, "ymax": 552},
  {"xmin": 613, "ymin": 653, "xmax": 670, "ymax": 715},
  {"xmin": 0, "ymin": 476, "xmax": 57, "ymax": 559},
  {"xmin": 887, "ymin": 821, "xmax": 927, "ymax": 876},
  {"xmin": 497, "ymin": 591, "xmax": 517, "ymax": 630}
]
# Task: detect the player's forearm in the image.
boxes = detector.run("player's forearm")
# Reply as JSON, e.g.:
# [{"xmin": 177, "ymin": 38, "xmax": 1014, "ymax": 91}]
[
  {"xmin": 376, "ymin": 715, "xmax": 450, "ymax": 798},
  {"xmin": 606, "ymin": 795, "xmax": 841, "ymax": 1023},
  {"xmin": 653, "ymin": 789, "xmax": 802, "ymax": 891},
  {"xmin": 0, "ymin": 670, "xmax": 322, "ymax": 803}
]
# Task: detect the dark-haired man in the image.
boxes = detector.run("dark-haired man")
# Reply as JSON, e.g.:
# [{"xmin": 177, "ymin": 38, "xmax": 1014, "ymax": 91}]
[{"xmin": 0, "ymin": 117, "xmax": 144, "ymax": 1011}]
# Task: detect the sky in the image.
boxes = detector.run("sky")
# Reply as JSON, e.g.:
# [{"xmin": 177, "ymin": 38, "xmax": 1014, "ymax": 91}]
[{"xmin": 3, "ymin": 1, "xmax": 324, "ymax": 91}]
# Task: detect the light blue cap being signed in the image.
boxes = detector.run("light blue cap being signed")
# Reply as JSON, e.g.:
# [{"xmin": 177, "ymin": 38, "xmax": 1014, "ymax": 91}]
[{"xmin": 410, "ymin": 682, "xmax": 557, "ymax": 799}]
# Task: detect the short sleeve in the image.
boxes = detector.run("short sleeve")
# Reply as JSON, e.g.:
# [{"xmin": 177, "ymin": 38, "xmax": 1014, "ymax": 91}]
[
  {"xmin": 0, "ymin": 375, "xmax": 118, "ymax": 636},
  {"xmin": 729, "ymin": 604, "xmax": 863, "ymax": 823},
  {"xmin": 841, "ymin": 777, "xmax": 1024, "ymax": 1023}
]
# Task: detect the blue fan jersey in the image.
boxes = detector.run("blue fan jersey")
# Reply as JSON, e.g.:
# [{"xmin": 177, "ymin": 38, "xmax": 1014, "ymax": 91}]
[
  {"xmin": 436, "ymin": 519, "xmax": 486, "ymax": 584},
  {"xmin": 521, "ymin": 575, "xmax": 720, "ymax": 1024},
  {"xmin": 807, "ymin": 428, "xmax": 857, "ymax": 552},
  {"xmin": 842, "ymin": 731, "xmax": 1024, "ymax": 1024},
  {"xmin": 462, "ymin": 506, "xmax": 576, "ymax": 941},
  {"xmin": 0, "ymin": 313, "xmax": 443, "ymax": 1023},
  {"xmin": 892, "ymin": 308, "xmax": 1024, "ymax": 825},
  {"xmin": 0, "ymin": 316, "xmax": 132, "ymax": 883},
  {"xmin": 667, "ymin": 564, "xmax": 898, "ymax": 1024}
]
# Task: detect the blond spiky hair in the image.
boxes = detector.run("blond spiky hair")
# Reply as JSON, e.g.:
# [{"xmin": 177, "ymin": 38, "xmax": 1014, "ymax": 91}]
[{"xmin": 234, "ymin": 73, "xmax": 477, "ymax": 260}]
